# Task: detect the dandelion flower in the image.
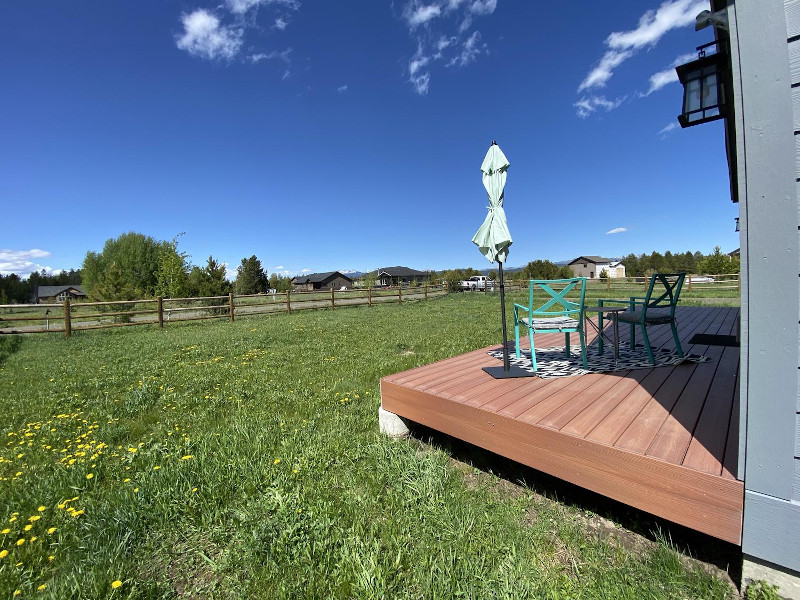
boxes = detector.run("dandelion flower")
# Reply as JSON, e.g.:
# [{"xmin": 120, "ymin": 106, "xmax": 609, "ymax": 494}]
[
  {"xmin": 123, "ymin": 478, "xmax": 130, "ymax": 482},
  {"xmin": 30, "ymin": 536, "xmax": 37, "ymax": 542},
  {"xmin": 181, "ymin": 455, "xmax": 193, "ymax": 460},
  {"xmin": 1, "ymin": 528, "xmax": 10, "ymax": 534},
  {"xmin": 38, "ymin": 584, "xmax": 47, "ymax": 591},
  {"xmin": 47, "ymin": 527, "xmax": 56, "ymax": 534},
  {"xmin": 133, "ymin": 488, "xmax": 139, "ymax": 493},
  {"xmin": 48, "ymin": 555, "xmax": 54, "ymax": 561},
  {"xmin": 153, "ymin": 466, "xmax": 160, "ymax": 470},
  {"xmin": 13, "ymin": 590, "xmax": 21, "ymax": 596},
  {"xmin": 0, "ymin": 549, "xmax": 8, "ymax": 558},
  {"xmin": 111, "ymin": 580, "xmax": 123, "ymax": 589},
  {"xmin": 37, "ymin": 506, "xmax": 46, "ymax": 512},
  {"xmin": 191, "ymin": 487, "xmax": 197, "ymax": 493},
  {"xmin": 29, "ymin": 515, "xmax": 41, "ymax": 522},
  {"xmin": 16, "ymin": 538, "xmax": 25, "ymax": 546},
  {"xmin": 86, "ymin": 473, "xmax": 94, "ymax": 479},
  {"xmin": 24, "ymin": 524, "xmax": 33, "ymax": 532},
  {"xmin": 273, "ymin": 459, "xmax": 280, "ymax": 465}
]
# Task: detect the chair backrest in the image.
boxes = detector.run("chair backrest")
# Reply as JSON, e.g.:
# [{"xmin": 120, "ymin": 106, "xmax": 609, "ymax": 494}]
[
  {"xmin": 528, "ymin": 277, "xmax": 587, "ymax": 318},
  {"xmin": 643, "ymin": 273, "xmax": 685, "ymax": 315}
]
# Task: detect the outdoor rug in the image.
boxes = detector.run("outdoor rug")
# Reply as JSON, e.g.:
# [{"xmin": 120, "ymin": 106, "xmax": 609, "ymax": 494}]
[{"xmin": 487, "ymin": 344, "xmax": 710, "ymax": 379}]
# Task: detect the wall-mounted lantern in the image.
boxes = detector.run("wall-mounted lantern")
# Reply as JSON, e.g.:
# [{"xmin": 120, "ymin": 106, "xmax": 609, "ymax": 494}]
[{"xmin": 676, "ymin": 41, "xmax": 725, "ymax": 128}]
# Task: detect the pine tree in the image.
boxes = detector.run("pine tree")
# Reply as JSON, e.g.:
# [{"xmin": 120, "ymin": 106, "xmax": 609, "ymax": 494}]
[{"xmin": 234, "ymin": 256, "xmax": 268, "ymax": 295}]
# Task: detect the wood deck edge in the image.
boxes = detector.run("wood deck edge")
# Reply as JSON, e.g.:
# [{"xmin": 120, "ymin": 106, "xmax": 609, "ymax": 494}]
[{"xmin": 381, "ymin": 378, "xmax": 744, "ymax": 545}]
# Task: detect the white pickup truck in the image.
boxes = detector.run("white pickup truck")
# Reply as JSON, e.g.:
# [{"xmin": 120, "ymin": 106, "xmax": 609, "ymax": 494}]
[{"xmin": 460, "ymin": 275, "xmax": 495, "ymax": 291}]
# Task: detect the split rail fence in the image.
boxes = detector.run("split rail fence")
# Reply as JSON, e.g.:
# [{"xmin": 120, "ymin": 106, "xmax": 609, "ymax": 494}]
[{"xmin": 0, "ymin": 284, "xmax": 448, "ymax": 338}]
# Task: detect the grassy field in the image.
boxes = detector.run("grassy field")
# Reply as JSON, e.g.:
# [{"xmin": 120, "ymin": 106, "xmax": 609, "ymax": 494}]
[{"xmin": 0, "ymin": 294, "xmax": 738, "ymax": 598}]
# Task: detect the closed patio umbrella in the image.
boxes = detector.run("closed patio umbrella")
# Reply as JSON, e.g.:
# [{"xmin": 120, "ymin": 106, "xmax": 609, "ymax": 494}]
[{"xmin": 473, "ymin": 141, "xmax": 529, "ymax": 378}]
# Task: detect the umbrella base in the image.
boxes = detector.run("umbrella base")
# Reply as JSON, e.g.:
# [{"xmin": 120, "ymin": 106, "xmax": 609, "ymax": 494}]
[{"xmin": 482, "ymin": 365, "xmax": 537, "ymax": 379}]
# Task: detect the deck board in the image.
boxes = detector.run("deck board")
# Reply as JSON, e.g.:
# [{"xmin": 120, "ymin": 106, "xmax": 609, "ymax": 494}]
[{"xmin": 381, "ymin": 306, "xmax": 743, "ymax": 544}]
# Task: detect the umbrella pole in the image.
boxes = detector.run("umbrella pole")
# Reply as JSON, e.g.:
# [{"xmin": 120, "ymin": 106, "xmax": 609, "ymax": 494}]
[
  {"xmin": 482, "ymin": 261, "xmax": 533, "ymax": 379},
  {"xmin": 498, "ymin": 261, "xmax": 510, "ymax": 371}
]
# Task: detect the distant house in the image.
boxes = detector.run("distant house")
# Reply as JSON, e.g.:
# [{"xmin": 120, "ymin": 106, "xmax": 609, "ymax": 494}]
[
  {"xmin": 368, "ymin": 266, "xmax": 431, "ymax": 287},
  {"xmin": 291, "ymin": 271, "xmax": 353, "ymax": 291},
  {"xmin": 568, "ymin": 256, "xmax": 614, "ymax": 279},
  {"xmin": 607, "ymin": 261, "xmax": 626, "ymax": 278},
  {"xmin": 35, "ymin": 285, "xmax": 86, "ymax": 304}
]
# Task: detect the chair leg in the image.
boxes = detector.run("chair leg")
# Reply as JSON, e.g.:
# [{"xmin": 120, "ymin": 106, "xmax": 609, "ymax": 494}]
[
  {"xmin": 515, "ymin": 321, "xmax": 521, "ymax": 359},
  {"xmin": 670, "ymin": 321, "xmax": 683, "ymax": 357},
  {"xmin": 579, "ymin": 329, "xmax": 588, "ymax": 369},
  {"xmin": 629, "ymin": 322, "xmax": 636, "ymax": 349},
  {"xmin": 530, "ymin": 330, "xmax": 538, "ymax": 372},
  {"xmin": 641, "ymin": 325, "xmax": 655, "ymax": 364},
  {"xmin": 564, "ymin": 332, "xmax": 570, "ymax": 358},
  {"xmin": 597, "ymin": 312, "xmax": 604, "ymax": 354}
]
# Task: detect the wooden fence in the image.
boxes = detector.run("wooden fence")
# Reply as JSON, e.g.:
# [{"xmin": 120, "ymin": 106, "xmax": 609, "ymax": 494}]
[
  {"xmin": 478, "ymin": 273, "xmax": 740, "ymax": 295},
  {"xmin": 0, "ymin": 284, "xmax": 449, "ymax": 338}
]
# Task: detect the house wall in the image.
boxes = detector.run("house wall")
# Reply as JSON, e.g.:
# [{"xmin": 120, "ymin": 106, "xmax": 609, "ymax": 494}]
[
  {"xmin": 730, "ymin": 0, "xmax": 800, "ymax": 573},
  {"xmin": 320, "ymin": 276, "xmax": 351, "ymax": 290},
  {"xmin": 569, "ymin": 262, "xmax": 608, "ymax": 279}
]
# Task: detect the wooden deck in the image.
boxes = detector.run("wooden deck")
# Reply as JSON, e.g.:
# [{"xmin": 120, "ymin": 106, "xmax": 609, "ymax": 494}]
[{"xmin": 381, "ymin": 306, "xmax": 743, "ymax": 544}]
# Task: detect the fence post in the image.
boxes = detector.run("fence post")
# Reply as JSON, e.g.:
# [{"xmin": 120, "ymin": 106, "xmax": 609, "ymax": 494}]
[
  {"xmin": 398, "ymin": 285, "xmax": 402, "ymax": 304},
  {"xmin": 331, "ymin": 287, "xmax": 335, "ymax": 309},
  {"xmin": 687, "ymin": 275, "xmax": 692, "ymax": 292},
  {"xmin": 286, "ymin": 290, "xmax": 292, "ymax": 314},
  {"xmin": 63, "ymin": 298, "xmax": 71, "ymax": 339},
  {"xmin": 737, "ymin": 274, "xmax": 741, "ymax": 292},
  {"xmin": 446, "ymin": 281, "xmax": 450, "ymax": 294},
  {"xmin": 367, "ymin": 287, "xmax": 372, "ymax": 307},
  {"xmin": 229, "ymin": 293, "xmax": 235, "ymax": 322},
  {"xmin": 606, "ymin": 277, "xmax": 610, "ymax": 292},
  {"xmin": 424, "ymin": 285, "xmax": 428, "ymax": 300},
  {"xmin": 157, "ymin": 296, "xmax": 164, "ymax": 328}
]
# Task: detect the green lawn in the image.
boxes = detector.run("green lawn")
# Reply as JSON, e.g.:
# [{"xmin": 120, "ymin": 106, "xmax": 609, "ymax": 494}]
[{"xmin": 0, "ymin": 295, "xmax": 736, "ymax": 598}]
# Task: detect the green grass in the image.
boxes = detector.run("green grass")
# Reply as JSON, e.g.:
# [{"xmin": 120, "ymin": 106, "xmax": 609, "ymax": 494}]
[{"xmin": 0, "ymin": 295, "xmax": 736, "ymax": 598}]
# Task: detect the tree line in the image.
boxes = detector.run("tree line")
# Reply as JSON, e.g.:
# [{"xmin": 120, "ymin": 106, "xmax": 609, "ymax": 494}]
[{"xmin": 0, "ymin": 233, "xmax": 740, "ymax": 305}]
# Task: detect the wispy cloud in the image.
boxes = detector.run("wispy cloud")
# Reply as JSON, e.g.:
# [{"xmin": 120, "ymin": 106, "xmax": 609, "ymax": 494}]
[
  {"xmin": 337, "ymin": 84, "xmax": 349, "ymax": 93},
  {"xmin": 574, "ymin": 95, "xmax": 625, "ymax": 119},
  {"xmin": 576, "ymin": 0, "xmax": 706, "ymax": 116},
  {"xmin": 399, "ymin": 0, "xmax": 499, "ymax": 95},
  {"xmin": 657, "ymin": 121, "xmax": 680, "ymax": 137},
  {"xmin": 642, "ymin": 51, "xmax": 697, "ymax": 95},
  {"xmin": 605, "ymin": 227, "xmax": 628, "ymax": 235},
  {"xmin": 176, "ymin": 1, "xmax": 299, "ymax": 70},
  {"xmin": 0, "ymin": 249, "xmax": 54, "ymax": 277}
]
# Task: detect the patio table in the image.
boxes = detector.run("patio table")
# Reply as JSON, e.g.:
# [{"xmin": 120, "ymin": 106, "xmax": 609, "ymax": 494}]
[{"xmin": 583, "ymin": 305, "xmax": 627, "ymax": 360}]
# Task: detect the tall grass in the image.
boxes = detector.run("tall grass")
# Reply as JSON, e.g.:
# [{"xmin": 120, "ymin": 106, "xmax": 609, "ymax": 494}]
[{"xmin": 0, "ymin": 295, "xmax": 735, "ymax": 598}]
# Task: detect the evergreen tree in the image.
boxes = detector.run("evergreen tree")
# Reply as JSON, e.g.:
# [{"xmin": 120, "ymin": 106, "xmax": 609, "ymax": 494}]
[
  {"xmin": 234, "ymin": 256, "xmax": 268, "ymax": 295},
  {"xmin": 188, "ymin": 256, "xmax": 231, "ymax": 297}
]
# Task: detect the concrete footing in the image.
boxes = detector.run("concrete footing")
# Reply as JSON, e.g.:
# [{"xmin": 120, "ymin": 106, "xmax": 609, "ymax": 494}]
[
  {"xmin": 743, "ymin": 556, "xmax": 800, "ymax": 599},
  {"xmin": 378, "ymin": 406, "xmax": 411, "ymax": 438}
]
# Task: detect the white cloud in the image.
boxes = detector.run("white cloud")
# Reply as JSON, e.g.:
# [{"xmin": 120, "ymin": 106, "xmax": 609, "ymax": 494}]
[
  {"xmin": 446, "ymin": 30, "xmax": 484, "ymax": 67},
  {"xmin": 399, "ymin": 0, "xmax": 499, "ymax": 94},
  {"xmin": 606, "ymin": 227, "xmax": 628, "ymax": 235},
  {"xmin": 657, "ymin": 121, "xmax": 680, "ymax": 137},
  {"xmin": 273, "ymin": 17, "xmax": 288, "ymax": 30},
  {"xmin": 225, "ymin": 0, "xmax": 300, "ymax": 15},
  {"xmin": 405, "ymin": 3, "xmax": 442, "ymax": 28},
  {"xmin": 176, "ymin": 9, "xmax": 243, "ymax": 61},
  {"xmin": 337, "ymin": 85, "xmax": 349, "ymax": 93},
  {"xmin": 0, "ymin": 249, "xmax": 54, "ymax": 277},
  {"xmin": 248, "ymin": 48, "xmax": 292, "ymax": 63},
  {"xmin": 274, "ymin": 265, "xmax": 284, "ymax": 270},
  {"xmin": 300, "ymin": 268, "xmax": 312, "ymax": 273},
  {"xmin": 578, "ymin": 0, "xmax": 707, "ymax": 93},
  {"xmin": 469, "ymin": 0, "xmax": 497, "ymax": 16},
  {"xmin": 642, "ymin": 51, "xmax": 697, "ymax": 95},
  {"xmin": 574, "ymin": 95, "xmax": 625, "ymax": 118}
]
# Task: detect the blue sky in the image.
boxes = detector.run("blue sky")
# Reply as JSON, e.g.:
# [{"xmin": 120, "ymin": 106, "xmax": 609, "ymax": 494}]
[{"xmin": 1, "ymin": 0, "xmax": 737, "ymax": 278}]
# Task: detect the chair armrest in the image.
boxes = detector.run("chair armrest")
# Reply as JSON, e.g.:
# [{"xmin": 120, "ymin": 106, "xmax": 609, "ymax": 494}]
[
  {"xmin": 513, "ymin": 303, "xmax": 529, "ymax": 312},
  {"xmin": 597, "ymin": 298, "xmax": 630, "ymax": 306}
]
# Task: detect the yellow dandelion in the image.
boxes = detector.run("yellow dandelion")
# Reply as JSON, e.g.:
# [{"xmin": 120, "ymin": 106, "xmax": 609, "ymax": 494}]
[
  {"xmin": 153, "ymin": 465, "xmax": 160, "ymax": 470},
  {"xmin": 24, "ymin": 524, "xmax": 33, "ymax": 532},
  {"xmin": 0, "ymin": 549, "xmax": 8, "ymax": 558},
  {"xmin": 181, "ymin": 455, "xmax": 193, "ymax": 460},
  {"xmin": 37, "ymin": 506, "xmax": 46, "ymax": 512},
  {"xmin": 1, "ymin": 528, "xmax": 10, "ymax": 534},
  {"xmin": 13, "ymin": 590, "xmax": 21, "ymax": 597},
  {"xmin": 133, "ymin": 488, "xmax": 139, "ymax": 493},
  {"xmin": 29, "ymin": 515, "xmax": 41, "ymax": 522},
  {"xmin": 123, "ymin": 478, "xmax": 131, "ymax": 482},
  {"xmin": 273, "ymin": 459, "xmax": 281, "ymax": 465},
  {"xmin": 29, "ymin": 536, "xmax": 38, "ymax": 542},
  {"xmin": 48, "ymin": 555, "xmax": 54, "ymax": 561},
  {"xmin": 86, "ymin": 473, "xmax": 94, "ymax": 479},
  {"xmin": 47, "ymin": 527, "xmax": 56, "ymax": 534},
  {"xmin": 191, "ymin": 487, "xmax": 197, "ymax": 493},
  {"xmin": 38, "ymin": 584, "xmax": 47, "ymax": 591},
  {"xmin": 16, "ymin": 538, "xmax": 25, "ymax": 546},
  {"xmin": 111, "ymin": 580, "xmax": 123, "ymax": 589}
]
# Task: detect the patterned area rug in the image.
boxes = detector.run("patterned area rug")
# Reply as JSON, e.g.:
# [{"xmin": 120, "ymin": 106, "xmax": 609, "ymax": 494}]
[{"xmin": 487, "ymin": 344, "xmax": 709, "ymax": 379}]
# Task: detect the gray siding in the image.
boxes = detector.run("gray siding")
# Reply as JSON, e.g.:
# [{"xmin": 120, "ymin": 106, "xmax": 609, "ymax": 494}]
[{"xmin": 732, "ymin": 0, "xmax": 800, "ymax": 572}]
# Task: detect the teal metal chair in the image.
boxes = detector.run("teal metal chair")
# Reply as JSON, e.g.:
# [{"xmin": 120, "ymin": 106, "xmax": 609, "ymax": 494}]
[
  {"xmin": 598, "ymin": 272, "xmax": 686, "ymax": 364},
  {"xmin": 514, "ymin": 278, "xmax": 587, "ymax": 371}
]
